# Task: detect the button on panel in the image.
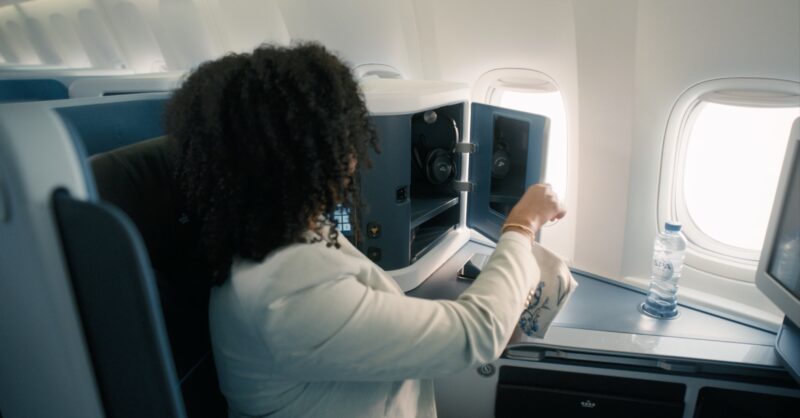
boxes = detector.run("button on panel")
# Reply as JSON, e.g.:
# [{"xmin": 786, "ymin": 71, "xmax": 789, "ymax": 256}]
[
  {"xmin": 367, "ymin": 247, "xmax": 382, "ymax": 262},
  {"xmin": 367, "ymin": 222, "xmax": 382, "ymax": 238}
]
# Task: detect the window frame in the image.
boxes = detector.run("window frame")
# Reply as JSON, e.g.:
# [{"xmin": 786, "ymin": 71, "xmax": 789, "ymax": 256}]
[
  {"xmin": 659, "ymin": 77, "xmax": 800, "ymax": 283},
  {"xmin": 353, "ymin": 63, "xmax": 403, "ymax": 80},
  {"xmin": 473, "ymin": 68, "xmax": 569, "ymax": 204},
  {"xmin": 474, "ymin": 68, "xmax": 561, "ymax": 104}
]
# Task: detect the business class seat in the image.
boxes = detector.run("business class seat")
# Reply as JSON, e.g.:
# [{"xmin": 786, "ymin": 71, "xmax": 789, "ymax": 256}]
[
  {"xmin": 89, "ymin": 136, "xmax": 228, "ymax": 418},
  {"xmin": 33, "ymin": 94, "xmax": 225, "ymax": 417},
  {"xmin": 0, "ymin": 69, "xmax": 130, "ymax": 103}
]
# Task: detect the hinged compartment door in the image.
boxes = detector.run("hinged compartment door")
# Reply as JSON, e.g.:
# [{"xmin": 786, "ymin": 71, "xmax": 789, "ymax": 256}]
[{"xmin": 467, "ymin": 102, "xmax": 549, "ymax": 242}]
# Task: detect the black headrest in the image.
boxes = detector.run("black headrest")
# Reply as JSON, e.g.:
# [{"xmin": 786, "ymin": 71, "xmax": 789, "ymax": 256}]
[{"xmin": 89, "ymin": 136, "xmax": 184, "ymax": 265}]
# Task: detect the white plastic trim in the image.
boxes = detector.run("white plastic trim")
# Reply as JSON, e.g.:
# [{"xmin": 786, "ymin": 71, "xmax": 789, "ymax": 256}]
[
  {"xmin": 0, "ymin": 97, "xmax": 107, "ymax": 416},
  {"xmin": 0, "ymin": 68, "xmax": 133, "ymax": 79},
  {"xmin": 359, "ymin": 78, "xmax": 468, "ymax": 116},
  {"xmin": 67, "ymin": 71, "xmax": 185, "ymax": 97},
  {"xmin": 659, "ymin": 77, "xmax": 800, "ymax": 283}
]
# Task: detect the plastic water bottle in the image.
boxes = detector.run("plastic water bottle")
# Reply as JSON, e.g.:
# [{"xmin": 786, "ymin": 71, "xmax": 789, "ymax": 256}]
[{"xmin": 641, "ymin": 221, "xmax": 686, "ymax": 319}]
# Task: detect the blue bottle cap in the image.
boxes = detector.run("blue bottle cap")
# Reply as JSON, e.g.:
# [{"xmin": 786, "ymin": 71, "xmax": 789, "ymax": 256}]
[{"xmin": 665, "ymin": 221, "xmax": 682, "ymax": 232}]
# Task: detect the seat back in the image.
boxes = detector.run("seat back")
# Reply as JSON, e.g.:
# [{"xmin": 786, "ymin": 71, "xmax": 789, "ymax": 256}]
[
  {"xmin": 89, "ymin": 136, "xmax": 227, "ymax": 418},
  {"xmin": 44, "ymin": 94, "xmax": 225, "ymax": 417},
  {"xmin": 0, "ymin": 69, "xmax": 177, "ymax": 103},
  {"xmin": 52, "ymin": 190, "xmax": 187, "ymax": 418},
  {"xmin": 0, "ymin": 69, "xmax": 131, "ymax": 102},
  {"xmin": 57, "ymin": 98, "xmax": 168, "ymax": 156},
  {"xmin": 0, "ymin": 79, "xmax": 69, "ymax": 102}
]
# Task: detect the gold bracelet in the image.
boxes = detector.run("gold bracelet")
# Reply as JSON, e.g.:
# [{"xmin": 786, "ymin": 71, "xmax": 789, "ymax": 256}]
[{"xmin": 501, "ymin": 223, "xmax": 537, "ymax": 239}]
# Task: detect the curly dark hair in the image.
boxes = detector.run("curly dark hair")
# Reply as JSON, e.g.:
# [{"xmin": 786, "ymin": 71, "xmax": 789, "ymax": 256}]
[{"xmin": 165, "ymin": 42, "xmax": 378, "ymax": 285}]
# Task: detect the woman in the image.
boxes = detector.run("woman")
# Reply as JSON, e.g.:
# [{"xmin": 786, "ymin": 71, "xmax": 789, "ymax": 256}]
[{"xmin": 166, "ymin": 43, "xmax": 565, "ymax": 417}]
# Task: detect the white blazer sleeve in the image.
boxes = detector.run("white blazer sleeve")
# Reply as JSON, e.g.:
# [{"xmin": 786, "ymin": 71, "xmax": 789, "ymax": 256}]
[{"xmin": 255, "ymin": 231, "xmax": 539, "ymax": 382}]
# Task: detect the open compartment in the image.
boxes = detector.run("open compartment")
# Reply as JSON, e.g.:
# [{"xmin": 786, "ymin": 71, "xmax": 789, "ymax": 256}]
[
  {"xmin": 410, "ymin": 203, "xmax": 460, "ymax": 263},
  {"xmin": 408, "ymin": 103, "xmax": 462, "ymax": 263},
  {"xmin": 357, "ymin": 99, "xmax": 464, "ymax": 271},
  {"xmin": 355, "ymin": 80, "xmax": 549, "ymax": 282},
  {"xmin": 468, "ymin": 102, "xmax": 549, "ymax": 242}
]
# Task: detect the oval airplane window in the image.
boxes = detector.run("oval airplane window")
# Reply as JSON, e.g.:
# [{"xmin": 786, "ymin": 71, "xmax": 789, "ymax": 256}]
[
  {"xmin": 475, "ymin": 69, "xmax": 569, "ymax": 205},
  {"xmin": 660, "ymin": 78, "xmax": 800, "ymax": 281},
  {"xmin": 353, "ymin": 64, "xmax": 403, "ymax": 80},
  {"xmin": 683, "ymin": 102, "xmax": 798, "ymax": 251}
]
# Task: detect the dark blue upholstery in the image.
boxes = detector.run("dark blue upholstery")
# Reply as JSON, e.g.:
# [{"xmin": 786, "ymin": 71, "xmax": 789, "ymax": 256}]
[
  {"xmin": 0, "ymin": 79, "xmax": 69, "ymax": 103},
  {"xmin": 52, "ymin": 95, "xmax": 227, "ymax": 417},
  {"xmin": 90, "ymin": 136, "xmax": 227, "ymax": 418},
  {"xmin": 52, "ymin": 189, "xmax": 187, "ymax": 418},
  {"xmin": 57, "ymin": 98, "xmax": 167, "ymax": 156}
]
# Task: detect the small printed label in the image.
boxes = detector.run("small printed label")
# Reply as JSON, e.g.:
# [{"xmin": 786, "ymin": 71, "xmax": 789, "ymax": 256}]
[{"xmin": 653, "ymin": 259, "xmax": 673, "ymax": 278}]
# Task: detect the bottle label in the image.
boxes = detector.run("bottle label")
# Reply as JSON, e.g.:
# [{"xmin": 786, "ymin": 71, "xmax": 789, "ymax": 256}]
[{"xmin": 653, "ymin": 259, "xmax": 673, "ymax": 278}]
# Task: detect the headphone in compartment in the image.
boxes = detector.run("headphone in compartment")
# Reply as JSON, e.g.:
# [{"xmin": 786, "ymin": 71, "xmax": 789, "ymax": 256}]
[
  {"xmin": 491, "ymin": 140, "xmax": 511, "ymax": 179},
  {"xmin": 413, "ymin": 110, "xmax": 459, "ymax": 185}
]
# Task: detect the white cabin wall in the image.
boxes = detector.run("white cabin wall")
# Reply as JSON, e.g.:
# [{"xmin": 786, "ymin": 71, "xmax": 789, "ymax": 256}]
[
  {"xmin": 200, "ymin": 0, "xmax": 289, "ymax": 53},
  {"xmin": 413, "ymin": 0, "xmax": 580, "ymax": 261},
  {"xmin": 0, "ymin": 2, "xmax": 68, "ymax": 65},
  {"xmin": 4, "ymin": 0, "xmax": 126, "ymax": 69},
  {"xmin": 96, "ymin": 0, "xmax": 167, "ymax": 72},
  {"xmin": 571, "ymin": 0, "xmax": 638, "ymax": 279},
  {"xmin": 275, "ymin": 0, "xmax": 423, "ymax": 79},
  {"xmin": 0, "ymin": 6, "xmax": 41, "ymax": 64},
  {"xmin": 621, "ymin": 0, "xmax": 800, "ymax": 320}
]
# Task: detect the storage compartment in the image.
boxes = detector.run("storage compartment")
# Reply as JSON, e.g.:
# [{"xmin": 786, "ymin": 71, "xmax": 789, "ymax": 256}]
[
  {"xmin": 357, "ymin": 103, "xmax": 462, "ymax": 271},
  {"xmin": 410, "ymin": 204, "xmax": 459, "ymax": 263},
  {"xmin": 496, "ymin": 367, "xmax": 685, "ymax": 418},
  {"xmin": 354, "ymin": 81, "xmax": 548, "ymax": 274},
  {"xmin": 408, "ymin": 104, "xmax": 462, "ymax": 261},
  {"xmin": 693, "ymin": 387, "xmax": 799, "ymax": 418}
]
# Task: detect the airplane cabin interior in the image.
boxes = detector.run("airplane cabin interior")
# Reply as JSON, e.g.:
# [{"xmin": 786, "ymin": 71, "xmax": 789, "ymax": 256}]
[{"xmin": 0, "ymin": 0, "xmax": 799, "ymax": 417}]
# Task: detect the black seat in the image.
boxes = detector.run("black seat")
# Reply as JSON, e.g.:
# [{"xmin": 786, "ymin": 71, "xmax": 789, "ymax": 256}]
[{"xmin": 88, "ymin": 136, "xmax": 227, "ymax": 418}]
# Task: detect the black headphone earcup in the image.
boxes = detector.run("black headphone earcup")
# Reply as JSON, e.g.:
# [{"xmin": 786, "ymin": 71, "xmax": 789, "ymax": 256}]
[
  {"xmin": 426, "ymin": 148, "xmax": 455, "ymax": 185},
  {"xmin": 492, "ymin": 149, "xmax": 511, "ymax": 179}
]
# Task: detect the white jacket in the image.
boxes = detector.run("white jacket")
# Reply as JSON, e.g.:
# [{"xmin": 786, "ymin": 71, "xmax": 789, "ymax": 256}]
[{"xmin": 209, "ymin": 229, "xmax": 539, "ymax": 417}]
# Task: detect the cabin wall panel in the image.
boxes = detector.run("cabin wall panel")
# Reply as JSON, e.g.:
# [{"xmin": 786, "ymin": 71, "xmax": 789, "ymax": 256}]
[
  {"xmin": 622, "ymin": 0, "xmax": 800, "ymax": 320},
  {"xmin": 571, "ymin": 0, "xmax": 638, "ymax": 279},
  {"xmin": 276, "ymin": 0, "xmax": 423, "ymax": 79},
  {"xmin": 0, "ymin": 7, "xmax": 40, "ymax": 64},
  {"xmin": 202, "ymin": 0, "xmax": 290, "ymax": 53}
]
